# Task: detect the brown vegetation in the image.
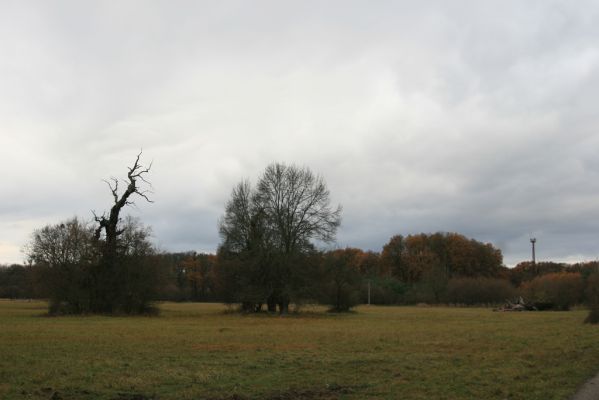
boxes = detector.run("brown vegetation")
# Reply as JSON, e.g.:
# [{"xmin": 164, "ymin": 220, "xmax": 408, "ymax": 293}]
[{"xmin": 521, "ymin": 272, "xmax": 583, "ymax": 310}]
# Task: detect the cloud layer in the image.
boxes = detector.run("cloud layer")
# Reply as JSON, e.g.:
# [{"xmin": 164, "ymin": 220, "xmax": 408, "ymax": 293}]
[{"xmin": 1, "ymin": 1, "xmax": 599, "ymax": 266}]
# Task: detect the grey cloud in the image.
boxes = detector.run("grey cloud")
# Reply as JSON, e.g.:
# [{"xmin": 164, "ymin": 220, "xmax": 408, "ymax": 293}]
[{"xmin": 1, "ymin": 1, "xmax": 598, "ymax": 266}]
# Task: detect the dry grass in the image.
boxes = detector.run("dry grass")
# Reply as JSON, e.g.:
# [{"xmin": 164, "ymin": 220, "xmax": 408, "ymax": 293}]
[{"xmin": 1, "ymin": 300, "xmax": 599, "ymax": 399}]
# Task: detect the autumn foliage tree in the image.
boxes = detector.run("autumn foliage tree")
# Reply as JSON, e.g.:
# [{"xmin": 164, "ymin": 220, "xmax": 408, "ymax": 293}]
[
  {"xmin": 381, "ymin": 232, "xmax": 503, "ymax": 283},
  {"xmin": 377, "ymin": 232, "xmax": 505, "ymax": 304},
  {"xmin": 185, "ymin": 254, "xmax": 217, "ymax": 301},
  {"xmin": 508, "ymin": 261, "xmax": 566, "ymax": 287},
  {"xmin": 380, "ymin": 235, "xmax": 404, "ymax": 278},
  {"xmin": 522, "ymin": 272, "xmax": 583, "ymax": 310}
]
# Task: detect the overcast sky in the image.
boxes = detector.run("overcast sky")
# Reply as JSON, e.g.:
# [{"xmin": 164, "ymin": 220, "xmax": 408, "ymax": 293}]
[{"xmin": 1, "ymin": 1, "xmax": 598, "ymax": 267}]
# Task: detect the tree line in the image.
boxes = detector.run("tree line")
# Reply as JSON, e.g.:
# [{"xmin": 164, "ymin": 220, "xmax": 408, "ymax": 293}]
[
  {"xmin": 5, "ymin": 238, "xmax": 599, "ymax": 313},
  {"xmin": 2, "ymin": 156, "xmax": 598, "ymax": 318}
]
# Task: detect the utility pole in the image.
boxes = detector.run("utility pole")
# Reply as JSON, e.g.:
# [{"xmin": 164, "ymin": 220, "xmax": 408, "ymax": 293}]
[{"xmin": 530, "ymin": 238, "xmax": 536, "ymax": 264}]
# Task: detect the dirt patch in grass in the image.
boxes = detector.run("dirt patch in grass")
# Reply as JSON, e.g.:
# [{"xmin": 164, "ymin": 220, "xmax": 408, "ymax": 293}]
[
  {"xmin": 266, "ymin": 384, "xmax": 354, "ymax": 399},
  {"xmin": 112, "ymin": 393, "xmax": 156, "ymax": 400},
  {"xmin": 211, "ymin": 384, "xmax": 355, "ymax": 400},
  {"xmin": 191, "ymin": 343, "xmax": 317, "ymax": 352}
]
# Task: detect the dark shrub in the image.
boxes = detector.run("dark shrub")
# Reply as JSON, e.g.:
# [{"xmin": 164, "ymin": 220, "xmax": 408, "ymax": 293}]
[
  {"xmin": 585, "ymin": 273, "xmax": 599, "ymax": 323},
  {"xmin": 0, "ymin": 264, "xmax": 34, "ymax": 299},
  {"xmin": 445, "ymin": 277, "xmax": 516, "ymax": 305},
  {"xmin": 28, "ymin": 217, "xmax": 163, "ymax": 315},
  {"xmin": 363, "ymin": 277, "xmax": 408, "ymax": 305},
  {"xmin": 319, "ymin": 250, "xmax": 363, "ymax": 312}
]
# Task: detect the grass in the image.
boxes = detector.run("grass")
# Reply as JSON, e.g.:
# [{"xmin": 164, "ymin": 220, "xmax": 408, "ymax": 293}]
[{"xmin": 1, "ymin": 300, "xmax": 599, "ymax": 399}]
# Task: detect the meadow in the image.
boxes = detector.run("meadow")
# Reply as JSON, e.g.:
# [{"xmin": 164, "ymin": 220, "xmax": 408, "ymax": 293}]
[{"xmin": 1, "ymin": 300, "xmax": 599, "ymax": 400}]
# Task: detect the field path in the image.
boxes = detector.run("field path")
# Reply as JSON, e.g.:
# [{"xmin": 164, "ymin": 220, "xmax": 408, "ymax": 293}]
[{"xmin": 571, "ymin": 371, "xmax": 599, "ymax": 400}]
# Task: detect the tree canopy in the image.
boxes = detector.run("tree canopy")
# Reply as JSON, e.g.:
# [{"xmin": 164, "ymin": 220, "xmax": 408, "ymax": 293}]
[{"xmin": 218, "ymin": 162, "xmax": 341, "ymax": 313}]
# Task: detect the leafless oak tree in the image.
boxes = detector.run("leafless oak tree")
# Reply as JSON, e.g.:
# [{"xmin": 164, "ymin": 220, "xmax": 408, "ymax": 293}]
[{"xmin": 93, "ymin": 151, "xmax": 153, "ymax": 261}]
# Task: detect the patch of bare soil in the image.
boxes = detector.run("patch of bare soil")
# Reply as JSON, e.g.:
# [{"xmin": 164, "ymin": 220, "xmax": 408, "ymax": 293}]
[
  {"xmin": 209, "ymin": 384, "xmax": 355, "ymax": 400},
  {"xmin": 34, "ymin": 387, "xmax": 62, "ymax": 400},
  {"xmin": 266, "ymin": 385, "xmax": 353, "ymax": 400},
  {"xmin": 43, "ymin": 385, "xmax": 355, "ymax": 400},
  {"xmin": 191, "ymin": 343, "xmax": 317, "ymax": 352},
  {"xmin": 111, "ymin": 393, "xmax": 156, "ymax": 400}
]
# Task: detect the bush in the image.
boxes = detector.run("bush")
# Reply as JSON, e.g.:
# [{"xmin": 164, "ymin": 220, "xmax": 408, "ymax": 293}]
[
  {"xmin": 404, "ymin": 282, "xmax": 440, "ymax": 304},
  {"xmin": 585, "ymin": 273, "xmax": 599, "ymax": 323},
  {"xmin": 585, "ymin": 307, "xmax": 599, "ymax": 324},
  {"xmin": 0, "ymin": 264, "xmax": 34, "ymax": 299},
  {"xmin": 445, "ymin": 277, "xmax": 516, "ymax": 305},
  {"xmin": 522, "ymin": 272, "xmax": 583, "ymax": 311},
  {"xmin": 319, "ymin": 250, "xmax": 363, "ymax": 312},
  {"xmin": 27, "ymin": 217, "xmax": 163, "ymax": 315},
  {"xmin": 363, "ymin": 277, "xmax": 409, "ymax": 305},
  {"xmin": 509, "ymin": 261, "xmax": 566, "ymax": 286}
]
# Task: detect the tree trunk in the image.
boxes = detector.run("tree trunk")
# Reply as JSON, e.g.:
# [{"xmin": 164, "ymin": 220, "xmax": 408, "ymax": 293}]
[
  {"xmin": 91, "ymin": 152, "xmax": 152, "ymax": 314},
  {"xmin": 241, "ymin": 302, "xmax": 254, "ymax": 313},
  {"xmin": 278, "ymin": 299, "xmax": 289, "ymax": 314},
  {"xmin": 267, "ymin": 294, "xmax": 277, "ymax": 312}
]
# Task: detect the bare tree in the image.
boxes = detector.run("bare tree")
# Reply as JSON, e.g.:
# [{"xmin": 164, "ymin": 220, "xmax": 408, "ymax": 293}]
[
  {"xmin": 218, "ymin": 180, "xmax": 254, "ymax": 253},
  {"xmin": 25, "ymin": 218, "xmax": 99, "ymax": 313},
  {"xmin": 93, "ymin": 151, "xmax": 153, "ymax": 262},
  {"xmin": 218, "ymin": 162, "xmax": 342, "ymax": 313},
  {"xmin": 27, "ymin": 217, "xmax": 98, "ymax": 268},
  {"xmin": 255, "ymin": 163, "xmax": 341, "ymax": 254},
  {"xmin": 88, "ymin": 151, "xmax": 158, "ymax": 314}
]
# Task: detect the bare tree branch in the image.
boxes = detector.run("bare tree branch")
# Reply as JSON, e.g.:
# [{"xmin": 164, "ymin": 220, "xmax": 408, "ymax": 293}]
[{"xmin": 94, "ymin": 151, "xmax": 153, "ymax": 259}]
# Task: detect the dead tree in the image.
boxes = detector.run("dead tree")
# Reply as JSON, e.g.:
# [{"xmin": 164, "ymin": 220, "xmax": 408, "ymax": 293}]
[
  {"xmin": 93, "ymin": 151, "xmax": 153, "ymax": 263},
  {"xmin": 87, "ymin": 151, "xmax": 154, "ymax": 313}
]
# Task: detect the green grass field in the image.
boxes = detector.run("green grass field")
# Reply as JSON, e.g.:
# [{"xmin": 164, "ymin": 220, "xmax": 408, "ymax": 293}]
[{"xmin": 1, "ymin": 300, "xmax": 598, "ymax": 399}]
